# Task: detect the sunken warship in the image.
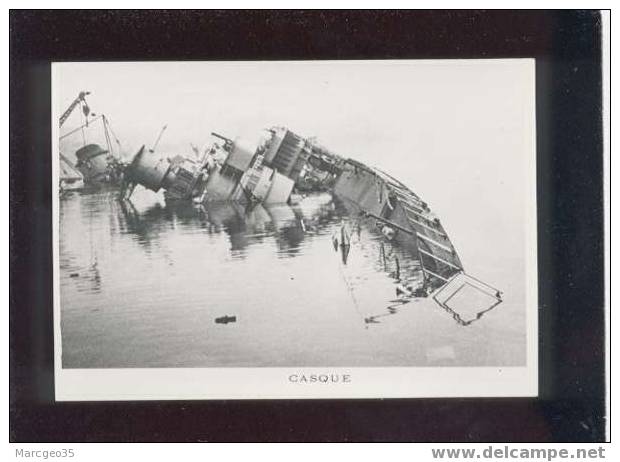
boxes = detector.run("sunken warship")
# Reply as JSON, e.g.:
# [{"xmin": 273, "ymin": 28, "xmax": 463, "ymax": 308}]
[{"xmin": 119, "ymin": 126, "xmax": 503, "ymax": 325}]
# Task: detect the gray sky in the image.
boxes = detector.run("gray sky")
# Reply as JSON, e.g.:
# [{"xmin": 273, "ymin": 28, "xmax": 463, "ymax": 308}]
[{"xmin": 55, "ymin": 60, "xmax": 535, "ymax": 275}]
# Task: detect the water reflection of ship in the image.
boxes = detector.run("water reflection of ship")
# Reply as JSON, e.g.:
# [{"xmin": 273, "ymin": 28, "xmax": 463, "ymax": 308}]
[
  {"xmin": 328, "ymin": 217, "xmax": 428, "ymax": 327},
  {"xmin": 59, "ymin": 195, "xmax": 105, "ymax": 295},
  {"xmin": 117, "ymin": 199, "xmax": 175, "ymax": 246},
  {"xmin": 274, "ymin": 195, "xmax": 344, "ymax": 256},
  {"xmin": 59, "ymin": 254, "xmax": 103, "ymax": 295},
  {"xmin": 361, "ymin": 240, "xmax": 427, "ymax": 327},
  {"xmin": 116, "ymin": 194, "xmax": 343, "ymax": 258}
]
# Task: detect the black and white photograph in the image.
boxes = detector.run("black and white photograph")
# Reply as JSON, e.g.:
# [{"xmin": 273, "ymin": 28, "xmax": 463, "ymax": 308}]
[
  {"xmin": 10, "ymin": 7, "xmax": 609, "ymax": 446},
  {"xmin": 52, "ymin": 59, "xmax": 537, "ymax": 400}
]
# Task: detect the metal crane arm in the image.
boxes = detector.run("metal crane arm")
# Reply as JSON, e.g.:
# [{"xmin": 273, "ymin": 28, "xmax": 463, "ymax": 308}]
[{"xmin": 59, "ymin": 91, "xmax": 90, "ymax": 127}]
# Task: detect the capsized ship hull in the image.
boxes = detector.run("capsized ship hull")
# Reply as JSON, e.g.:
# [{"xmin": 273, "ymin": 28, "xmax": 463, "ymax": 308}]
[{"xmin": 121, "ymin": 125, "xmax": 502, "ymax": 325}]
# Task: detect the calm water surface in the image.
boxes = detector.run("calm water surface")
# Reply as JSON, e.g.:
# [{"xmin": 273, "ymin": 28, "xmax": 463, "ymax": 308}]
[{"xmin": 59, "ymin": 189, "xmax": 526, "ymax": 368}]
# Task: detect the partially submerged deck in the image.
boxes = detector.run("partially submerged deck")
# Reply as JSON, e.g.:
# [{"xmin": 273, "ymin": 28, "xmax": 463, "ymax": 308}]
[
  {"xmin": 332, "ymin": 158, "xmax": 502, "ymax": 325},
  {"xmin": 333, "ymin": 158, "xmax": 463, "ymax": 287}
]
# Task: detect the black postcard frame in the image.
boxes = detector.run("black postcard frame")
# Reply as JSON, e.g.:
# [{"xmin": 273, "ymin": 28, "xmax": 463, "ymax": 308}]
[{"xmin": 9, "ymin": 10, "xmax": 607, "ymax": 442}]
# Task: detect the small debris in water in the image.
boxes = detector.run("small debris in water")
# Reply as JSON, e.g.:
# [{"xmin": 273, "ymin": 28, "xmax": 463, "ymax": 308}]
[{"xmin": 215, "ymin": 315, "xmax": 236, "ymax": 325}]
